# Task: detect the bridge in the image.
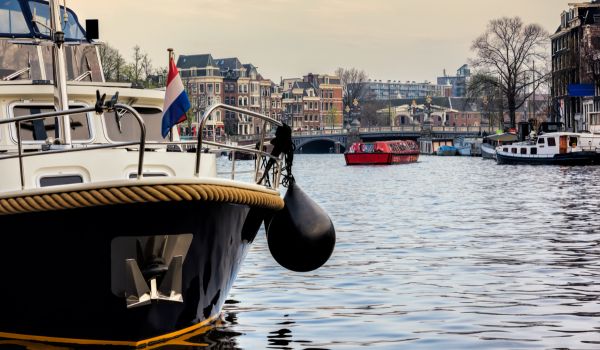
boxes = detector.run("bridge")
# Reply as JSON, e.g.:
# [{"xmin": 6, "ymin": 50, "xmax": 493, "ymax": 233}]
[{"xmin": 291, "ymin": 126, "xmax": 487, "ymax": 153}]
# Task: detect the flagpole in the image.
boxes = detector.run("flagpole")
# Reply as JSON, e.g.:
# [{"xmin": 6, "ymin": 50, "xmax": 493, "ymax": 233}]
[{"xmin": 167, "ymin": 48, "xmax": 174, "ymax": 142}]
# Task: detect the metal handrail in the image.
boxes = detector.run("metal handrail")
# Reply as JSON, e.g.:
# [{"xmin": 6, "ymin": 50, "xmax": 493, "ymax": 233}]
[
  {"xmin": 1, "ymin": 102, "xmax": 284, "ymax": 190},
  {"xmin": 0, "ymin": 103, "xmax": 147, "ymax": 189},
  {"xmin": 196, "ymin": 103, "xmax": 284, "ymax": 185}
]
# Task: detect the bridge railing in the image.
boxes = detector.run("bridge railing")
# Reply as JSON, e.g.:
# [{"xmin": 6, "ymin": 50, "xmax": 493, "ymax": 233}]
[{"xmin": 292, "ymin": 125, "xmax": 485, "ymax": 137}]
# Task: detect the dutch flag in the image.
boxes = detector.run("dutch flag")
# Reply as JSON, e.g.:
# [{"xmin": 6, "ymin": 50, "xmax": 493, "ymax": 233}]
[{"xmin": 161, "ymin": 55, "xmax": 191, "ymax": 138}]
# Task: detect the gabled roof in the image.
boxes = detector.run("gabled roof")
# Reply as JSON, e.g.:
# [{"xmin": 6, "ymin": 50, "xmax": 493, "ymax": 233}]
[
  {"xmin": 176, "ymin": 54, "xmax": 215, "ymax": 69},
  {"xmin": 214, "ymin": 57, "xmax": 243, "ymax": 71},
  {"xmin": 243, "ymin": 63, "xmax": 257, "ymax": 71}
]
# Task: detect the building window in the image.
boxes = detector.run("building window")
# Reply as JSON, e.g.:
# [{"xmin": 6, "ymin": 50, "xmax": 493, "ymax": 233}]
[
  {"xmin": 199, "ymin": 83, "xmax": 204, "ymax": 93},
  {"xmin": 215, "ymin": 83, "xmax": 220, "ymax": 94}
]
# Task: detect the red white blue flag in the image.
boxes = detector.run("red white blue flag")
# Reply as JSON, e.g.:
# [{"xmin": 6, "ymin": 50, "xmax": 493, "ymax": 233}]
[{"xmin": 161, "ymin": 55, "xmax": 190, "ymax": 138}]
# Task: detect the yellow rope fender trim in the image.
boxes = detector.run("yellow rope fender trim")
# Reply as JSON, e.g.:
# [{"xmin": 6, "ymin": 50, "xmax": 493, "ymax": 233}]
[{"xmin": 0, "ymin": 184, "xmax": 284, "ymax": 216}]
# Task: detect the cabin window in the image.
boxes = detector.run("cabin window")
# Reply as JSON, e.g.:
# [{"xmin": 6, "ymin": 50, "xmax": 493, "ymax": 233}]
[
  {"xmin": 39, "ymin": 175, "xmax": 83, "ymax": 187},
  {"xmin": 537, "ymin": 138, "xmax": 544, "ymax": 144},
  {"xmin": 547, "ymin": 137, "xmax": 556, "ymax": 146},
  {"xmin": 568, "ymin": 136, "xmax": 578, "ymax": 147},
  {"xmin": 503, "ymin": 148, "xmax": 508, "ymax": 152},
  {"xmin": 128, "ymin": 172, "xmax": 168, "ymax": 179},
  {"xmin": 511, "ymin": 148, "xmax": 517, "ymax": 154},
  {"xmin": 531, "ymin": 147, "xmax": 537, "ymax": 155},
  {"xmin": 11, "ymin": 105, "xmax": 92, "ymax": 142},
  {"xmin": 104, "ymin": 107, "xmax": 166, "ymax": 142},
  {"xmin": 520, "ymin": 148, "xmax": 527, "ymax": 154}
]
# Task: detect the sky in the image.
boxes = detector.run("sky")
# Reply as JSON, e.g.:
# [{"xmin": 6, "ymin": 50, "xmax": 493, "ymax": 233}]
[{"xmin": 73, "ymin": 0, "xmax": 571, "ymax": 83}]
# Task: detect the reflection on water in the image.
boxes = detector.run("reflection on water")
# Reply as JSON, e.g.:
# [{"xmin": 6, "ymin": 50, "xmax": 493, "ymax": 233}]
[{"xmin": 3, "ymin": 155, "xmax": 600, "ymax": 349}]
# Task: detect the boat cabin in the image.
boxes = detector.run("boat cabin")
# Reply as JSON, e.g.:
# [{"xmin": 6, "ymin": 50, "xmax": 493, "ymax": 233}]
[{"xmin": 498, "ymin": 133, "xmax": 580, "ymax": 157}]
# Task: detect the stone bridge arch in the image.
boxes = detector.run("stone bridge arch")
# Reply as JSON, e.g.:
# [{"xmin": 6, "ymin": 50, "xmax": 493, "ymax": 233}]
[{"xmin": 293, "ymin": 136, "xmax": 347, "ymax": 153}]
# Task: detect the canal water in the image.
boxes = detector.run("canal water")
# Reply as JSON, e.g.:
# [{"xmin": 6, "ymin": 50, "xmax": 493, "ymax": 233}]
[
  {"xmin": 5, "ymin": 154, "xmax": 599, "ymax": 349},
  {"xmin": 203, "ymin": 154, "xmax": 600, "ymax": 350}
]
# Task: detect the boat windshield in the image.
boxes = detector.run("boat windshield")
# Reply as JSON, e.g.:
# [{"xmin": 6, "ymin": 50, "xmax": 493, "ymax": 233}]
[
  {"xmin": 0, "ymin": 0, "xmax": 85, "ymax": 40},
  {"xmin": 28, "ymin": 0, "xmax": 85, "ymax": 40},
  {"xmin": 0, "ymin": 0, "xmax": 29, "ymax": 35}
]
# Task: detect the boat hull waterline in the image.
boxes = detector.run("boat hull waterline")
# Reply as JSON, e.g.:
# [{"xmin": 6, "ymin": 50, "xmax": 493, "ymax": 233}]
[
  {"xmin": 496, "ymin": 151, "xmax": 600, "ymax": 165},
  {"xmin": 344, "ymin": 152, "xmax": 419, "ymax": 165}
]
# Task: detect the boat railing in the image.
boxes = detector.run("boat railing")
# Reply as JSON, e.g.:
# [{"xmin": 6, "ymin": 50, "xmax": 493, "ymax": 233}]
[
  {"xmin": 197, "ymin": 103, "xmax": 284, "ymax": 189},
  {"xmin": 1, "ymin": 101, "xmax": 285, "ymax": 191},
  {"xmin": 0, "ymin": 103, "xmax": 146, "ymax": 190}
]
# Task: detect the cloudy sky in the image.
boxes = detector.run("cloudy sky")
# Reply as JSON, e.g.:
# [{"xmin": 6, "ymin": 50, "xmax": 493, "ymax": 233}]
[{"xmin": 74, "ymin": 0, "xmax": 570, "ymax": 82}]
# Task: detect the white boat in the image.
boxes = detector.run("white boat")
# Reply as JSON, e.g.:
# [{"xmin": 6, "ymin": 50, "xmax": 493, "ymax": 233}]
[
  {"xmin": 0, "ymin": 0, "xmax": 334, "ymax": 347},
  {"xmin": 495, "ymin": 132, "xmax": 600, "ymax": 165},
  {"xmin": 481, "ymin": 142, "xmax": 496, "ymax": 159},
  {"xmin": 481, "ymin": 133, "xmax": 519, "ymax": 160}
]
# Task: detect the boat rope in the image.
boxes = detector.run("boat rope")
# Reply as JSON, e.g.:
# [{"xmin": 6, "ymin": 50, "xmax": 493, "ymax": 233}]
[{"xmin": 0, "ymin": 183, "xmax": 284, "ymax": 215}]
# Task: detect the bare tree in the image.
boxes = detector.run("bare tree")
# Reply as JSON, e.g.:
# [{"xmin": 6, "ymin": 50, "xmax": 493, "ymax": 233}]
[
  {"xmin": 470, "ymin": 17, "xmax": 549, "ymax": 127},
  {"xmin": 467, "ymin": 73, "xmax": 506, "ymax": 131},
  {"xmin": 141, "ymin": 54, "xmax": 153, "ymax": 87},
  {"xmin": 334, "ymin": 67, "xmax": 368, "ymax": 115},
  {"xmin": 130, "ymin": 45, "xmax": 145, "ymax": 85},
  {"xmin": 98, "ymin": 42, "xmax": 124, "ymax": 81}
]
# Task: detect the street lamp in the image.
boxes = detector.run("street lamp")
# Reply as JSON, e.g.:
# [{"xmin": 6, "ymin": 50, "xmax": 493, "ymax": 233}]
[{"xmin": 425, "ymin": 95, "xmax": 432, "ymax": 122}]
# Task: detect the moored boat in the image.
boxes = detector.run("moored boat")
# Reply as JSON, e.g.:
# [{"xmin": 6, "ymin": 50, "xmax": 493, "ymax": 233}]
[
  {"xmin": 344, "ymin": 140, "xmax": 419, "ymax": 165},
  {"xmin": 436, "ymin": 145, "xmax": 458, "ymax": 156},
  {"xmin": 0, "ymin": 0, "xmax": 335, "ymax": 347},
  {"xmin": 495, "ymin": 132, "xmax": 600, "ymax": 165},
  {"xmin": 481, "ymin": 132, "xmax": 519, "ymax": 160}
]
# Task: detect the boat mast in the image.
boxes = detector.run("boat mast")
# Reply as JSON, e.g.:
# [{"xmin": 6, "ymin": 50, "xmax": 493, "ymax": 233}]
[{"xmin": 49, "ymin": 0, "xmax": 71, "ymax": 144}]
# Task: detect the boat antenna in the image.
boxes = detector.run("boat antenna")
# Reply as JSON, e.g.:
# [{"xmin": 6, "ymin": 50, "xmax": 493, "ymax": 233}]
[{"xmin": 63, "ymin": 0, "xmax": 68, "ymax": 25}]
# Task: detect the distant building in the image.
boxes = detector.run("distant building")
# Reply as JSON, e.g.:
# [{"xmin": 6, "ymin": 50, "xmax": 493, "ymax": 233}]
[
  {"xmin": 363, "ymin": 80, "xmax": 443, "ymax": 101},
  {"xmin": 551, "ymin": 0, "xmax": 600, "ymax": 132},
  {"xmin": 436, "ymin": 64, "xmax": 471, "ymax": 97},
  {"xmin": 376, "ymin": 97, "xmax": 547, "ymax": 130},
  {"xmin": 177, "ymin": 54, "xmax": 224, "ymax": 137},
  {"xmin": 179, "ymin": 54, "xmax": 342, "ymax": 134},
  {"xmin": 304, "ymin": 74, "xmax": 344, "ymax": 129}
]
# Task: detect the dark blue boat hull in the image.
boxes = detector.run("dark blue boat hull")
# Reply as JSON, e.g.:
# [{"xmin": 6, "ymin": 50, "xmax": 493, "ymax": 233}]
[
  {"xmin": 496, "ymin": 151, "xmax": 600, "ymax": 165},
  {"xmin": 0, "ymin": 200, "xmax": 269, "ymax": 344}
]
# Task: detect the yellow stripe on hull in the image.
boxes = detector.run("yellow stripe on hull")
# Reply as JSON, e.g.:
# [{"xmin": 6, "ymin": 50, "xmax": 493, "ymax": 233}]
[{"xmin": 0, "ymin": 314, "xmax": 221, "ymax": 349}]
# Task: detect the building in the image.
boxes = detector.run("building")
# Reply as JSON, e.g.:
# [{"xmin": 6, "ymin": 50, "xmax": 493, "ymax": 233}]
[
  {"xmin": 304, "ymin": 74, "xmax": 344, "ymax": 129},
  {"xmin": 216, "ymin": 58, "xmax": 244, "ymax": 136},
  {"xmin": 376, "ymin": 97, "xmax": 548, "ymax": 130},
  {"xmin": 280, "ymin": 74, "xmax": 343, "ymax": 131},
  {"xmin": 270, "ymin": 84, "xmax": 283, "ymax": 124},
  {"xmin": 436, "ymin": 64, "xmax": 471, "ymax": 97},
  {"xmin": 551, "ymin": 0, "xmax": 600, "ymax": 132},
  {"xmin": 176, "ymin": 54, "xmax": 224, "ymax": 137},
  {"xmin": 363, "ymin": 80, "xmax": 444, "ymax": 101}
]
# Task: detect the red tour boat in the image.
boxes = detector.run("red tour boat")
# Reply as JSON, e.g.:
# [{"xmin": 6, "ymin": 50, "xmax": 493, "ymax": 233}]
[{"xmin": 344, "ymin": 140, "xmax": 420, "ymax": 165}]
